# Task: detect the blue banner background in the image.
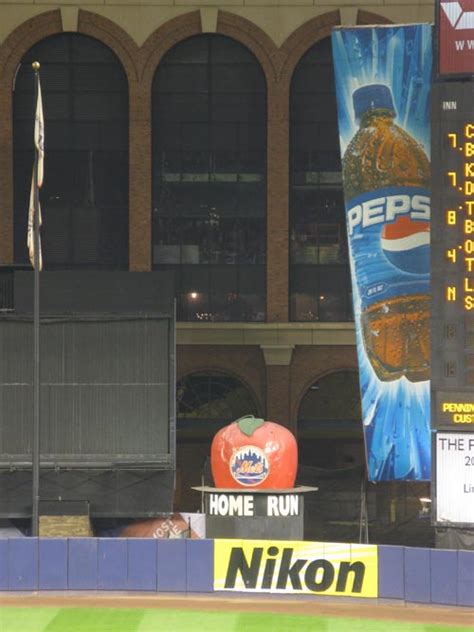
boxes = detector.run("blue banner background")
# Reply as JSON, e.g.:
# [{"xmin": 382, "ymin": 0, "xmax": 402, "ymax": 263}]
[{"xmin": 332, "ymin": 25, "xmax": 432, "ymax": 481}]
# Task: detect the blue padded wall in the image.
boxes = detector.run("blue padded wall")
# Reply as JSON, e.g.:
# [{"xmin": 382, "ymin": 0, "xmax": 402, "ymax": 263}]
[
  {"xmin": 39, "ymin": 539, "xmax": 68, "ymax": 590},
  {"xmin": 68, "ymin": 538, "xmax": 98, "ymax": 590},
  {"xmin": 404, "ymin": 547, "xmax": 430, "ymax": 603},
  {"xmin": 430, "ymin": 549, "xmax": 458, "ymax": 605},
  {"xmin": 378, "ymin": 545, "xmax": 404, "ymax": 600},
  {"xmin": 1, "ymin": 536, "xmax": 473, "ymax": 608},
  {"xmin": 157, "ymin": 539, "xmax": 186, "ymax": 592},
  {"xmin": 98, "ymin": 538, "xmax": 128, "ymax": 590},
  {"xmin": 186, "ymin": 539, "xmax": 214, "ymax": 593},
  {"xmin": 8, "ymin": 538, "xmax": 38, "ymax": 590},
  {"xmin": 127, "ymin": 539, "xmax": 157, "ymax": 591},
  {"xmin": 0, "ymin": 540, "xmax": 8, "ymax": 590},
  {"xmin": 458, "ymin": 550, "xmax": 474, "ymax": 607}
]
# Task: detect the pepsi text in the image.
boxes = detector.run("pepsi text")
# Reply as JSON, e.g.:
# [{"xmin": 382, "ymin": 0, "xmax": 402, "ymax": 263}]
[{"xmin": 347, "ymin": 193, "xmax": 430, "ymax": 236}]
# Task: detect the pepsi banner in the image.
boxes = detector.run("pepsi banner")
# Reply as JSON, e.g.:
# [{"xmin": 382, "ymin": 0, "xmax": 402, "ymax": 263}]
[{"xmin": 332, "ymin": 25, "xmax": 432, "ymax": 481}]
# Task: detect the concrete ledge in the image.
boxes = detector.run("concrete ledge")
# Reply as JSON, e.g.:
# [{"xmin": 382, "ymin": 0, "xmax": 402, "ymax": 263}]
[{"xmin": 177, "ymin": 322, "xmax": 356, "ymax": 346}]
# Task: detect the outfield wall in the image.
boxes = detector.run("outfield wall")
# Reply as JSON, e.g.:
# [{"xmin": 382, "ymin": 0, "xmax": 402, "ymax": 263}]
[{"xmin": 0, "ymin": 538, "xmax": 472, "ymax": 607}]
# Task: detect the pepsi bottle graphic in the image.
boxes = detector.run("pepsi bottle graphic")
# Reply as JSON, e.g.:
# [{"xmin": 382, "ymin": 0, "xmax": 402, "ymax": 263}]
[{"xmin": 342, "ymin": 84, "xmax": 430, "ymax": 382}]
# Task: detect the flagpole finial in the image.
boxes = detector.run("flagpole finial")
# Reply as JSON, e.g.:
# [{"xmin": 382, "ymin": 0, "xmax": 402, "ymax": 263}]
[{"xmin": 32, "ymin": 61, "xmax": 40, "ymax": 71}]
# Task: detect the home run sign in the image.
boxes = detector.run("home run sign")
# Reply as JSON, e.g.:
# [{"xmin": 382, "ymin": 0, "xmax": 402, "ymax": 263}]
[
  {"xmin": 207, "ymin": 492, "xmax": 300, "ymax": 517},
  {"xmin": 196, "ymin": 486, "xmax": 316, "ymax": 540}
]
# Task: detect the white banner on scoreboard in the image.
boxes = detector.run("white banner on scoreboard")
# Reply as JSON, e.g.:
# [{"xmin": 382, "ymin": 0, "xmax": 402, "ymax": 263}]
[{"xmin": 436, "ymin": 432, "xmax": 474, "ymax": 525}]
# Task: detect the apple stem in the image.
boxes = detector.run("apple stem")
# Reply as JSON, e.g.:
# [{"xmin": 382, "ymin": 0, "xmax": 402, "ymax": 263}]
[{"xmin": 236, "ymin": 415, "xmax": 265, "ymax": 437}]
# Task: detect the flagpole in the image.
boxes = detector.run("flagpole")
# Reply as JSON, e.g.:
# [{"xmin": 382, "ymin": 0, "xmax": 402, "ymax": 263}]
[{"xmin": 31, "ymin": 60, "xmax": 41, "ymax": 537}]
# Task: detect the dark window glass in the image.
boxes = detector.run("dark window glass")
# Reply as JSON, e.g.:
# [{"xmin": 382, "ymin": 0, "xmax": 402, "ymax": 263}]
[
  {"xmin": 13, "ymin": 34, "xmax": 129, "ymax": 269},
  {"xmin": 299, "ymin": 371, "xmax": 361, "ymax": 422},
  {"xmin": 289, "ymin": 38, "xmax": 352, "ymax": 321},
  {"xmin": 152, "ymin": 35, "xmax": 266, "ymax": 321},
  {"xmin": 177, "ymin": 371, "xmax": 258, "ymax": 420},
  {"xmin": 297, "ymin": 370, "xmax": 364, "ymax": 470},
  {"xmin": 177, "ymin": 371, "xmax": 259, "ymax": 435}
]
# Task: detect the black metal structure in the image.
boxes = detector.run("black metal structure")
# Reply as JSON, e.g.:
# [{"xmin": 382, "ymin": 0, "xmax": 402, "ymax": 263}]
[{"xmin": 0, "ymin": 271, "xmax": 176, "ymax": 518}]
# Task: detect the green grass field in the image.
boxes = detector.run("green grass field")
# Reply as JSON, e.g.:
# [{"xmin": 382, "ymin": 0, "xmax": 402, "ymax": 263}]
[{"xmin": 0, "ymin": 607, "xmax": 471, "ymax": 632}]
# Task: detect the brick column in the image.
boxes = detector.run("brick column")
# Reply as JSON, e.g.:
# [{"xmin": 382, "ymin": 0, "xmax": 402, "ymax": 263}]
[
  {"xmin": 129, "ymin": 79, "xmax": 151, "ymax": 271},
  {"xmin": 0, "ymin": 82, "xmax": 13, "ymax": 265},
  {"xmin": 266, "ymin": 81, "xmax": 289, "ymax": 322},
  {"xmin": 261, "ymin": 345, "xmax": 294, "ymax": 428}
]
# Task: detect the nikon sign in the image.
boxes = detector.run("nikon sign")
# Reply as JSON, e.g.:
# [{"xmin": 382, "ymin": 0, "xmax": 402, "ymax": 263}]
[{"xmin": 214, "ymin": 540, "xmax": 378, "ymax": 597}]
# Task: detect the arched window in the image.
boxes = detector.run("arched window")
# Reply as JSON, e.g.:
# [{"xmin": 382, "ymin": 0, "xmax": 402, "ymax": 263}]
[
  {"xmin": 177, "ymin": 370, "xmax": 259, "ymax": 434},
  {"xmin": 289, "ymin": 38, "xmax": 352, "ymax": 322},
  {"xmin": 298, "ymin": 370, "xmax": 363, "ymax": 468},
  {"xmin": 299, "ymin": 370, "xmax": 361, "ymax": 423},
  {"xmin": 13, "ymin": 34, "xmax": 129, "ymax": 268},
  {"xmin": 175, "ymin": 370, "xmax": 259, "ymax": 507},
  {"xmin": 152, "ymin": 35, "xmax": 266, "ymax": 322}
]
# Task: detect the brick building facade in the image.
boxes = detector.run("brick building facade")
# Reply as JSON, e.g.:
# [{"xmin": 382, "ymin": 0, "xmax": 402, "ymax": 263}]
[{"xmin": 0, "ymin": 1, "xmax": 434, "ymax": 510}]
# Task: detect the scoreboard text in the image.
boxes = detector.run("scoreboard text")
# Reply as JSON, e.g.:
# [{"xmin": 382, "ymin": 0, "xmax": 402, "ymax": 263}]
[
  {"xmin": 431, "ymin": 82, "xmax": 474, "ymax": 427},
  {"xmin": 444, "ymin": 121, "xmax": 474, "ymax": 310}
]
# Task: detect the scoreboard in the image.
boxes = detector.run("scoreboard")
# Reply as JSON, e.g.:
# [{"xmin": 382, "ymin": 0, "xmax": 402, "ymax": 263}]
[
  {"xmin": 431, "ymin": 82, "xmax": 474, "ymax": 430},
  {"xmin": 431, "ymin": 0, "xmax": 474, "ymax": 529}
]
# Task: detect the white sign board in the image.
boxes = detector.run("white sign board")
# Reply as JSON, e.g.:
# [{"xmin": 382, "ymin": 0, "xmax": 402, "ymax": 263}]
[{"xmin": 436, "ymin": 432, "xmax": 474, "ymax": 525}]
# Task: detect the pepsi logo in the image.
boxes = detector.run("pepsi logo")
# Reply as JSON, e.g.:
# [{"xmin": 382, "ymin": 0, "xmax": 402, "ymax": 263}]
[
  {"xmin": 381, "ymin": 216, "xmax": 430, "ymax": 274},
  {"xmin": 230, "ymin": 446, "xmax": 270, "ymax": 487}
]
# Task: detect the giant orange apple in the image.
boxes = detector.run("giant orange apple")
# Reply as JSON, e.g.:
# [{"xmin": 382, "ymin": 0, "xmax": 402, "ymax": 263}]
[{"xmin": 211, "ymin": 415, "xmax": 298, "ymax": 489}]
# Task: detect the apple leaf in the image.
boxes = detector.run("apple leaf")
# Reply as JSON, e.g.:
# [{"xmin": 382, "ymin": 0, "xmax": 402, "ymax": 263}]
[{"xmin": 236, "ymin": 415, "xmax": 265, "ymax": 436}]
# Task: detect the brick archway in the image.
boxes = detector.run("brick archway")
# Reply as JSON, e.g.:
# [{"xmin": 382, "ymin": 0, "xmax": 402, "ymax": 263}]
[
  {"xmin": 78, "ymin": 10, "xmax": 140, "ymax": 83},
  {"xmin": 279, "ymin": 11, "xmax": 341, "ymax": 90},
  {"xmin": 74, "ymin": 11, "xmax": 147, "ymax": 271},
  {"xmin": 294, "ymin": 366, "xmax": 360, "ymax": 427},
  {"xmin": 136, "ymin": 11, "xmax": 279, "ymax": 290},
  {"xmin": 0, "ymin": 10, "xmax": 63, "ymax": 264},
  {"xmin": 216, "ymin": 10, "xmax": 280, "ymax": 85},
  {"xmin": 176, "ymin": 367, "xmax": 262, "ymax": 419},
  {"xmin": 259, "ymin": 11, "xmax": 341, "ymax": 322},
  {"xmin": 289, "ymin": 345, "xmax": 358, "ymax": 425},
  {"xmin": 139, "ymin": 11, "xmax": 202, "ymax": 88},
  {"xmin": 177, "ymin": 346, "xmax": 266, "ymax": 417},
  {"xmin": 138, "ymin": 10, "xmax": 279, "ymax": 100},
  {"xmin": 0, "ymin": 10, "xmax": 140, "ymax": 268},
  {"xmin": 0, "ymin": 8, "xmax": 392, "ymax": 304},
  {"xmin": 294, "ymin": 366, "xmax": 363, "ymax": 471},
  {"xmin": 128, "ymin": 12, "xmax": 202, "ymax": 271},
  {"xmin": 0, "ymin": 10, "xmax": 63, "ymax": 84}
]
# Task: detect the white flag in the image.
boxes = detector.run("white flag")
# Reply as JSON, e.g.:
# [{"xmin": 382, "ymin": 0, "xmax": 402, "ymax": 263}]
[
  {"xmin": 27, "ymin": 169, "xmax": 43, "ymax": 271},
  {"xmin": 34, "ymin": 76, "xmax": 44, "ymax": 188},
  {"xmin": 28, "ymin": 70, "xmax": 44, "ymax": 270}
]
